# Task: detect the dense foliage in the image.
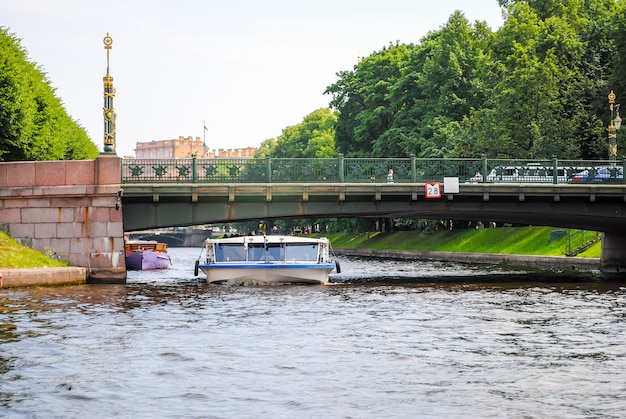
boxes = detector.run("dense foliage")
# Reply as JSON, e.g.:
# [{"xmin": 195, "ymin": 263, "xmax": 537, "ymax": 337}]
[
  {"xmin": 254, "ymin": 108, "xmax": 338, "ymax": 158},
  {"xmin": 0, "ymin": 27, "xmax": 99, "ymax": 161},
  {"xmin": 325, "ymin": 0, "xmax": 625, "ymax": 160}
]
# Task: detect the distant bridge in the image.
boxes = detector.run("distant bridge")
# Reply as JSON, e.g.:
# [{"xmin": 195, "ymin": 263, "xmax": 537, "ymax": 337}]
[{"xmin": 126, "ymin": 227, "xmax": 213, "ymax": 247}]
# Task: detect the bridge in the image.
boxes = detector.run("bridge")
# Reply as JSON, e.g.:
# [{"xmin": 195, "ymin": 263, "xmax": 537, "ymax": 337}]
[
  {"xmin": 125, "ymin": 227, "xmax": 213, "ymax": 247},
  {"xmin": 2, "ymin": 156, "xmax": 625, "ymax": 283},
  {"xmin": 120, "ymin": 156, "xmax": 626, "ymax": 275}
]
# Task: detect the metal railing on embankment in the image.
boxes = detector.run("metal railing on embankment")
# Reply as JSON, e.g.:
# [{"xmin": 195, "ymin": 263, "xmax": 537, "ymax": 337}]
[
  {"xmin": 121, "ymin": 155, "xmax": 626, "ymax": 184},
  {"xmin": 563, "ymin": 230, "xmax": 602, "ymax": 256}
]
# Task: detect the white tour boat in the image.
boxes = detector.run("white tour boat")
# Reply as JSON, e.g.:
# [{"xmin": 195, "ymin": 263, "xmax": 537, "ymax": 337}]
[{"xmin": 194, "ymin": 235, "xmax": 339, "ymax": 285}]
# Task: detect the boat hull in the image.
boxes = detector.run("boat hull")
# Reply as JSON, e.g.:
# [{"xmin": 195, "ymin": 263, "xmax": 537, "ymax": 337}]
[
  {"xmin": 126, "ymin": 251, "xmax": 170, "ymax": 270},
  {"xmin": 199, "ymin": 262, "xmax": 335, "ymax": 285}
]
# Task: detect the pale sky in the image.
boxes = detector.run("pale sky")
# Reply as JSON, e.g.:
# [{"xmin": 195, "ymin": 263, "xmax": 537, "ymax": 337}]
[{"xmin": 1, "ymin": 0, "xmax": 504, "ymax": 158}]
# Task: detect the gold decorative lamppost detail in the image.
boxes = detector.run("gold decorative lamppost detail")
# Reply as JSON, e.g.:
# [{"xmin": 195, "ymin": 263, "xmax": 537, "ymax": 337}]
[
  {"xmin": 607, "ymin": 90, "xmax": 621, "ymax": 164},
  {"xmin": 102, "ymin": 33, "xmax": 116, "ymax": 154}
]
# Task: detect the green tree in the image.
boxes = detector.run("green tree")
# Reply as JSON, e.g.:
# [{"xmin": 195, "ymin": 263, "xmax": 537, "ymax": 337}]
[
  {"xmin": 489, "ymin": 0, "xmax": 620, "ymax": 159},
  {"xmin": 455, "ymin": 2, "xmax": 600, "ymax": 158},
  {"xmin": 388, "ymin": 12, "xmax": 493, "ymax": 158},
  {"xmin": 0, "ymin": 27, "xmax": 99, "ymax": 161},
  {"xmin": 325, "ymin": 2, "xmax": 623, "ymax": 161},
  {"xmin": 270, "ymin": 108, "xmax": 338, "ymax": 158},
  {"xmin": 254, "ymin": 138, "xmax": 277, "ymax": 158},
  {"xmin": 606, "ymin": 0, "xmax": 626, "ymax": 158},
  {"xmin": 326, "ymin": 43, "xmax": 412, "ymax": 157},
  {"xmin": 326, "ymin": 12, "xmax": 494, "ymax": 159}
]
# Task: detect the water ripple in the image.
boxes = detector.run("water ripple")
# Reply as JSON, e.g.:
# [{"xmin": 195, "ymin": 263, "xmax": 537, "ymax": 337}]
[{"xmin": 1, "ymin": 249, "xmax": 625, "ymax": 418}]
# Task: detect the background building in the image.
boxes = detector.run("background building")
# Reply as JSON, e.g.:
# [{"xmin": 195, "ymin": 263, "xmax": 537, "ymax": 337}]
[{"xmin": 134, "ymin": 136, "xmax": 256, "ymax": 159}]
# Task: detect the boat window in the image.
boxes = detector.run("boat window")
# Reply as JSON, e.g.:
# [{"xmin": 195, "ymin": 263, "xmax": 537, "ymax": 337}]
[
  {"xmin": 285, "ymin": 243, "xmax": 318, "ymax": 261},
  {"xmin": 244, "ymin": 243, "xmax": 286, "ymax": 261},
  {"xmin": 214, "ymin": 244, "xmax": 246, "ymax": 261},
  {"xmin": 248, "ymin": 244, "xmax": 266, "ymax": 261},
  {"xmin": 267, "ymin": 244, "xmax": 285, "ymax": 261}
]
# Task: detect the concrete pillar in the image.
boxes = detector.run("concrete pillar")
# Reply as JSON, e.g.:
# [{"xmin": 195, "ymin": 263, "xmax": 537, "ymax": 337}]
[{"xmin": 600, "ymin": 232, "xmax": 626, "ymax": 275}]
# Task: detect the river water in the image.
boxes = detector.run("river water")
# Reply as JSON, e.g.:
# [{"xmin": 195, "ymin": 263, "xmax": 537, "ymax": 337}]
[{"xmin": 1, "ymin": 248, "xmax": 625, "ymax": 418}]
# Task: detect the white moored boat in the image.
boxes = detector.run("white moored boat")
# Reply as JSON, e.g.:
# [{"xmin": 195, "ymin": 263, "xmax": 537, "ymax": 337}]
[{"xmin": 194, "ymin": 235, "xmax": 339, "ymax": 285}]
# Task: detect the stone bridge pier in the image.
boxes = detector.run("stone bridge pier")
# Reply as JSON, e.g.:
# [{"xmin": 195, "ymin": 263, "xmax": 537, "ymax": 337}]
[
  {"xmin": 0, "ymin": 156, "xmax": 126, "ymax": 283},
  {"xmin": 600, "ymin": 233, "xmax": 626, "ymax": 275}
]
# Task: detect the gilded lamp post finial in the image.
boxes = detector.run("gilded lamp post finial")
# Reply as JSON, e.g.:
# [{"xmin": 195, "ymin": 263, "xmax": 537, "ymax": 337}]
[
  {"xmin": 102, "ymin": 33, "xmax": 116, "ymax": 154},
  {"xmin": 608, "ymin": 90, "xmax": 621, "ymax": 164}
]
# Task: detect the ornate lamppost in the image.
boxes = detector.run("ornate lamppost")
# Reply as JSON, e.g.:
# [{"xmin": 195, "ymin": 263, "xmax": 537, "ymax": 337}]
[
  {"xmin": 607, "ymin": 90, "xmax": 622, "ymax": 164},
  {"xmin": 102, "ymin": 33, "xmax": 116, "ymax": 154}
]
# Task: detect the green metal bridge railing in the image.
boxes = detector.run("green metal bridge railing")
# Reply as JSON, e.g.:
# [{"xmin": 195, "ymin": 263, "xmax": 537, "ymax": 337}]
[{"xmin": 121, "ymin": 155, "xmax": 626, "ymax": 184}]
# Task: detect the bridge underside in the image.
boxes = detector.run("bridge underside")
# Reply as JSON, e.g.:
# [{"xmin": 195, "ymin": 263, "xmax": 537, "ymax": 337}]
[
  {"xmin": 122, "ymin": 183, "xmax": 626, "ymax": 275},
  {"xmin": 122, "ymin": 191, "xmax": 626, "ymax": 234}
]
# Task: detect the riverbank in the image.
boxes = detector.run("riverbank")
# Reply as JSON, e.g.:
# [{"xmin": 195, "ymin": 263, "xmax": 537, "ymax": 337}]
[
  {"xmin": 323, "ymin": 227, "xmax": 602, "ymax": 273},
  {"xmin": 0, "ymin": 230, "xmax": 86, "ymax": 288},
  {"xmin": 322, "ymin": 227, "xmax": 601, "ymax": 258}
]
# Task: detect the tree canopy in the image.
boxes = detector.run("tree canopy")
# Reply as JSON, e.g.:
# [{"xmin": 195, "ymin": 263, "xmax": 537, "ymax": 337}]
[
  {"xmin": 325, "ymin": 0, "xmax": 626, "ymax": 160},
  {"xmin": 0, "ymin": 27, "xmax": 99, "ymax": 161},
  {"xmin": 254, "ymin": 108, "xmax": 338, "ymax": 158}
]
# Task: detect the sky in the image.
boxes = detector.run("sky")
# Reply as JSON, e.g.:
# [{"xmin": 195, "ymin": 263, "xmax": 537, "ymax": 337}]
[{"xmin": 1, "ymin": 0, "xmax": 504, "ymax": 158}]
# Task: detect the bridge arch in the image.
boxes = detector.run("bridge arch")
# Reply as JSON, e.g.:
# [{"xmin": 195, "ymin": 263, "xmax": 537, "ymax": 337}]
[{"xmin": 121, "ymin": 182, "xmax": 626, "ymax": 275}]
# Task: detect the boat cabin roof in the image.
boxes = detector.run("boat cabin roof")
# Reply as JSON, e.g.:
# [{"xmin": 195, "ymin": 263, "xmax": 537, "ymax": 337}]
[
  {"xmin": 205, "ymin": 235, "xmax": 328, "ymax": 246},
  {"xmin": 127, "ymin": 240, "xmax": 161, "ymax": 244}
]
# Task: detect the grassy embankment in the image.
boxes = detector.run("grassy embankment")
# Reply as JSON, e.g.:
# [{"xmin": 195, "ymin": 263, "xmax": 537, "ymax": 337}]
[
  {"xmin": 0, "ymin": 227, "xmax": 600, "ymax": 269},
  {"xmin": 320, "ymin": 226, "xmax": 601, "ymax": 258},
  {"xmin": 0, "ymin": 231, "xmax": 69, "ymax": 269}
]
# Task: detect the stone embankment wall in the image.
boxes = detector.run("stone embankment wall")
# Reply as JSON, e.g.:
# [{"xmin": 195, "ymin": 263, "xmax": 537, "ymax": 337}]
[
  {"xmin": 0, "ymin": 267, "xmax": 88, "ymax": 288},
  {"xmin": 335, "ymin": 248, "xmax": 600, "ymax": 271},
  {"xmin": 0, "ymin": 156, "xmax": 126, "ymax": 283}
]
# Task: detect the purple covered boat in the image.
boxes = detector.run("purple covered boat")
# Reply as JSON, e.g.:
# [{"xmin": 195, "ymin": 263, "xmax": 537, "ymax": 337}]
[{"xmin": 125, "ymin": 240, "xmax": 171, "ymax": 270}]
